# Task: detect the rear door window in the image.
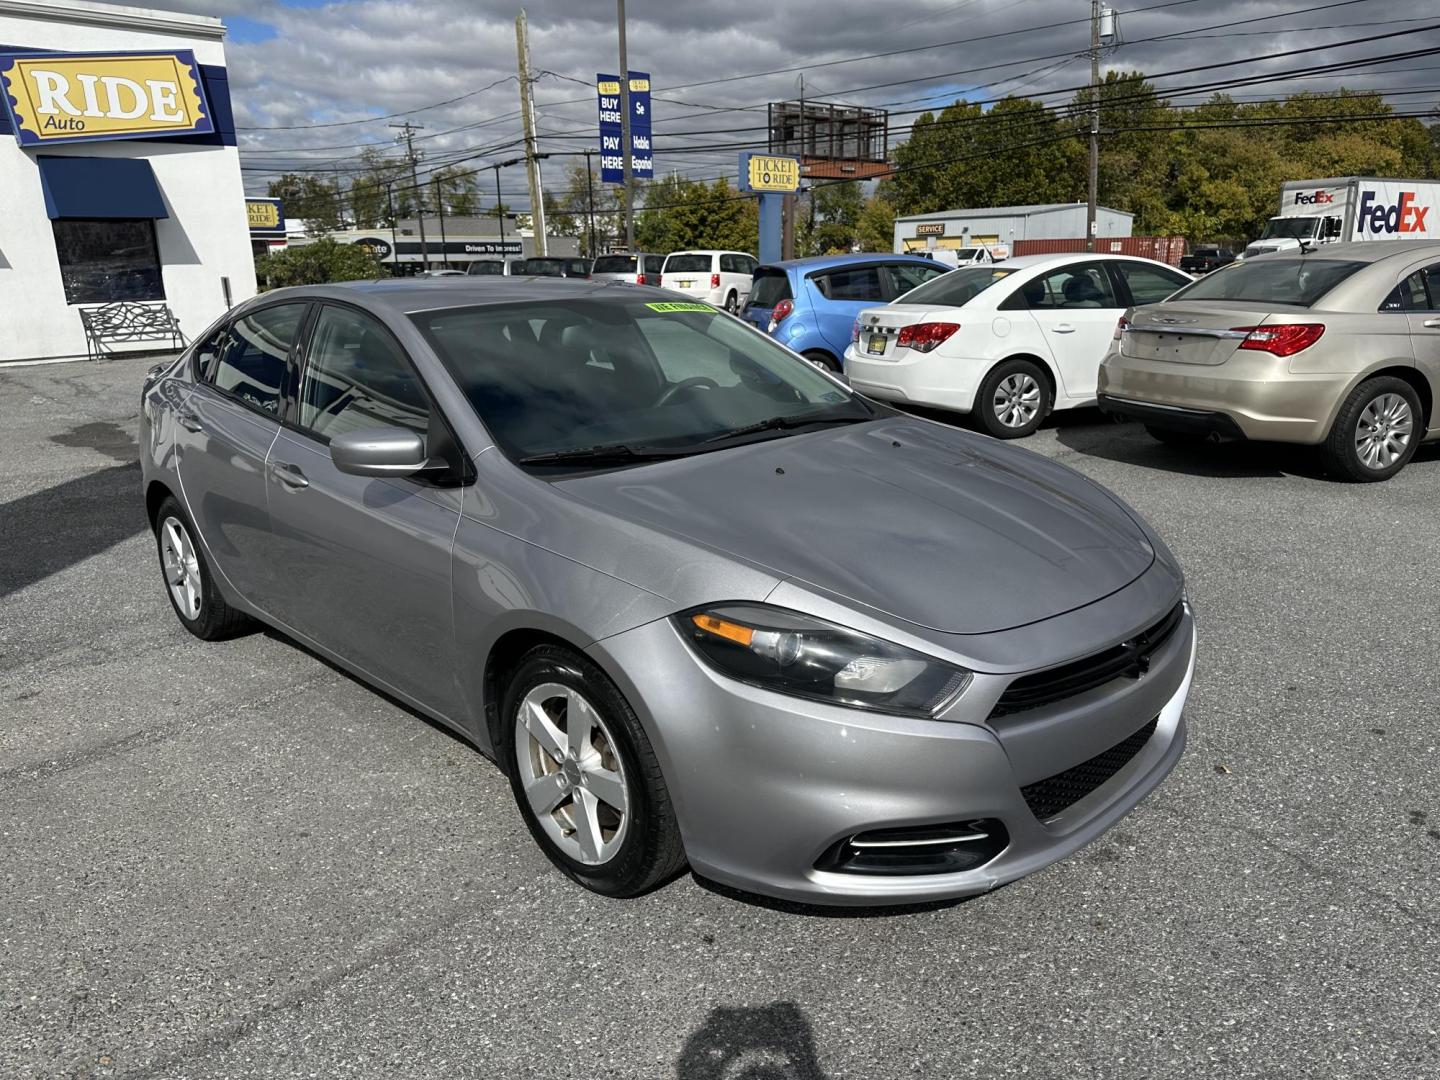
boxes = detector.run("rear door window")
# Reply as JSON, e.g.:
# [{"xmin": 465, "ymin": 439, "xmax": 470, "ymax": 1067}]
[
  {"xmin": 207, "ymin": 303, "xmax": 306, "ymax": 416},
  {"xmin": 1025, "ymin": 264, "xmax": 1118, "ymax": 309},
  {"xmin": 1114, "ymin": 262, "xmax": 1190, "ymax": 306},
  {"xmin": 812, "ymin": 265, "xmax": 885, "ymax": 302},
  {"xmin": 883, "ymin": 262, "xmax": 949, "ymax": 299}
]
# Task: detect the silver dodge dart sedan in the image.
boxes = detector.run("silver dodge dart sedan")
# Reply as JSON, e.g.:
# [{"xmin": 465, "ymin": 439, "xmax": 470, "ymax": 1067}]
[{"xmin": 139, "ymin": 279, "xmax": 1195, "ymax": 906}]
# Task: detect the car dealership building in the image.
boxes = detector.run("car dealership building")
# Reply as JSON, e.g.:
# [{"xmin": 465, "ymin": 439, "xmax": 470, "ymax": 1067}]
[{"xmin": 0, "ymin": 0, "xmax": 253, "ymax": 363}]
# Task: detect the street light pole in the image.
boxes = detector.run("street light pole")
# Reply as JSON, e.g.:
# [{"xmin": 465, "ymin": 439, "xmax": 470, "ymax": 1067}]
[{"xmin": 617, "ymin": 0, "xmax": 634, "ymax": 251}]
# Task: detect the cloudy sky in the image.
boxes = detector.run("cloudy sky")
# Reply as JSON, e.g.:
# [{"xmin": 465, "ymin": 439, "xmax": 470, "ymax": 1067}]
[{"xmin": 95, "ymin": 0, "xmax": 1440, "ymax": 201}]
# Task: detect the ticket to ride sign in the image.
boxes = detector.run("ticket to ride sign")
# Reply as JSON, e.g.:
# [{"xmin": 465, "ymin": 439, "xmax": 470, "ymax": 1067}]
[
  {"xmin": 738, "ymin": 153, "xmax": 800, "ymax": 194},
  {"xmin": 0, "ymin": 50, "xmax": 213, "ymax": 145}
]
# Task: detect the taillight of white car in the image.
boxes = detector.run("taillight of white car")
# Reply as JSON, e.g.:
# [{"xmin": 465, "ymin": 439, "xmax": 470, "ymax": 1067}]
[
  {"xmin": 1232, "ymin": 324, "xmax": 1325, "ymax": 357},
  {"xmin": 896, "ymin": 322, "xmax": 961, "ymax": 353}
]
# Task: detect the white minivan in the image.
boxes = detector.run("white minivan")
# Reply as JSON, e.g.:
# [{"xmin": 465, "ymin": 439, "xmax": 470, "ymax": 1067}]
[{"xmin": 660, "ymin": 250, "xmax": 757, "ymax": 312}]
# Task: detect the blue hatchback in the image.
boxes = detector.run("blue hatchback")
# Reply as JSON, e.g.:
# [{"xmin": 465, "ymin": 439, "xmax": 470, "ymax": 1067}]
[{"xmin": 741, "ymin": 253, "xmax": 951, "ymax": 371}]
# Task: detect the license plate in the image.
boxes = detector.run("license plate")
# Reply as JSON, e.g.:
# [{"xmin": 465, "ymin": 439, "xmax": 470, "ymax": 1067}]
[
  {"xmin": 866, "ymin": 333, "xmax": 888, "ymax": 356},
  {"xmin": 677, "ymin": 279, "xmax": 693, "ymax": 288}
]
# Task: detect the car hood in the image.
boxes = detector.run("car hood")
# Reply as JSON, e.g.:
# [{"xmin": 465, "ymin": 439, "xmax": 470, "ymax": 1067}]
[{"xmin": 555, "ymin": 417, "xmax": 1155, "ymax": 635}]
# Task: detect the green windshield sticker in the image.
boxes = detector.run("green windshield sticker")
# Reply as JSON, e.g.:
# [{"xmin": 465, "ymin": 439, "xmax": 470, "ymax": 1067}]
[{"xmin": 645, "ymin": 301, "xmax": 716, "ymax": 313}]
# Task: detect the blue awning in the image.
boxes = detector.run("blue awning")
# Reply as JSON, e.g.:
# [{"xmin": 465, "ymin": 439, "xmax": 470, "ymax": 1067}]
[{"xmin": 37, "ymin": 156, "xmax": 169, "ymax": 220}]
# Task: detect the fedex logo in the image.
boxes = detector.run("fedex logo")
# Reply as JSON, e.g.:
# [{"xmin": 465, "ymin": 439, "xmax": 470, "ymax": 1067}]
[
  {"xmin": 1358, "ymin": 190, "xmax": 1431, "ymax": 234},
  {"xmin": 1293, "ymin": 190, "xmax": 1335, "ymax": 205}
]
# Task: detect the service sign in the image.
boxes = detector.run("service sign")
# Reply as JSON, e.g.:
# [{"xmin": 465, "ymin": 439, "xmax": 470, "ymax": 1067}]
[
  {"xmin": 738, "ymin": 153, "xmax": 800, "ymax": 194},
  {"xmin": 0, "ymin": 50, "xmax": 213, "ymax": 145},
  {"xmin": 914, "ymin": 222, "xmax": 945, "ymax": 236},
  {"xmin": 246, "ymin": 198, "xmax": 286, "ymax": 238}
]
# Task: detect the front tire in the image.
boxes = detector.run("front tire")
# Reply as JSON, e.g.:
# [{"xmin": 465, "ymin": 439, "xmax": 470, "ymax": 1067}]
[
  {"xmin": 153, "ymin": 496, "xmax": 252, "ymax": 640},
  {"xmin": 503, "ymin": 645, "xmax": 686, "ymax": 897},
  {"xmin": 975, "ymin": 358, "xmax": 1051, "ymax": 439},
  {"xmin": 1321, "ymin": 376, "xmax": 1421, "ymax": 482}
]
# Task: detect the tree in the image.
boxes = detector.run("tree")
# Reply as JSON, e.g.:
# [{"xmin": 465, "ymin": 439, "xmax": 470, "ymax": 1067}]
[
  {"xmin": 855, "ymin": 194, "xmax": 896, "ymax": 253},
  {"xmin": 429, "ymin": 165, "xmax": 477, "ymax": 217},
  {"xmin": 347, "ymin": 147, "xmax": 413, "ymax": 227},
  {"xmin": 254, "ymin": 238, "xmax": 382, "ymax": 288},
  {"xmin": 798, "ymin": 181, "xmax": 865, "ymax": 255},
  {"xmin": 636, "ymin": 177, "xmax": 756, "ymax": 253},
  {"xmin": 266, "ymin": 173, "xmax": 344, "ymax": 232}
]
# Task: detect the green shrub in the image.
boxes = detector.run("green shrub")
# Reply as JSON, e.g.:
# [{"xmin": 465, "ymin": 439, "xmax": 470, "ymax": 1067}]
[{"xmin": 255, "ymin": 238, "xmax": 383, "ymax": 289}]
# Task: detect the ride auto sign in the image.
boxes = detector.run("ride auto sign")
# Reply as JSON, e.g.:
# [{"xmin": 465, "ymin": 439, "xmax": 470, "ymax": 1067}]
[
  {"xmin": 596, "ymin": 72, "xmax": 653, "ymax": 184},
  {"xmin": 738, "ymin": 153, "xmax": 800, "ymax": 194},
  {"xmin": 0, "ymin": 50, "xmax": 213, "ymax": 145}
]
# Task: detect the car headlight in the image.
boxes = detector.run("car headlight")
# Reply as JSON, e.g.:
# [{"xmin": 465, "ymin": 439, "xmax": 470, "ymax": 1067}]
[{"xmin": 676, "ymin": 604, "xmax": 971, "ymax": 718}]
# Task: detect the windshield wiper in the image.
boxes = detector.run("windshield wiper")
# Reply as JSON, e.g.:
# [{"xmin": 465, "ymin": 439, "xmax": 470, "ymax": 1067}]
[
  {"xmin": 699, "ymin": 410, "xmax": 872, "ymax": 444},
  {"xmin": 518, "ymin": 442, "xmax": 691, "ymax": 466}
]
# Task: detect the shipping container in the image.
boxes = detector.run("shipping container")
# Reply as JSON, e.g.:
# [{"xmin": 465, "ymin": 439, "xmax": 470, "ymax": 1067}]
[{"xmin": 1011, "ymin": 236, "xmax": 1187, "ymax": 267}]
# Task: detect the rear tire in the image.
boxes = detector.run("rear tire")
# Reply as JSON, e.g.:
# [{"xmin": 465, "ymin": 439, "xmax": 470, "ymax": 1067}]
[
  {"xmin": 975, "ymin": 358, "xmax": 1051, "ymax": 439},
  {"xmin": 802, "ymin": 350, "xmax": 841, "ymax": 373},
  {"xmin": 503, "ymin": 645, "xmax": 686, "ymax": 897},
  {"xmin": 724, "ymin": 291, "xmax": 738, "ymax": 313},
  {"xmin": 153, "ymin": 496, "xmax": 252, "ymax": 640},
  {"xmin": 1320, "ymin": 376, "xmax": 1422, "ymax": 482}
]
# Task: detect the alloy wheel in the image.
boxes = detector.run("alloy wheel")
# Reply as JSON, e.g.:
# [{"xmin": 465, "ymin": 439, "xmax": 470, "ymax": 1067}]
[
  {"xmin": 160, "ymin": 515, "xmax": 202, "ymax": 620},
  {"xmin": 514, "ymin": 682, "xmax": 631, "ymax": 865},
  {"xmin": 992, "ymin": 373, "xmax": 1042, "ymax": 429},
  {"xmin": 1354, "ymin": 392, "xmax": 1413, "ymax": 471}
]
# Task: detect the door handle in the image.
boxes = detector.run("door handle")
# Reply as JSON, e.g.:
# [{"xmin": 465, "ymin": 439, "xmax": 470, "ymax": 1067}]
[
  {"xmin": 1424, "ymin": 318, "xmax": 1440, "ymax": 329},
  {"xmin": 272, "ymin": 461, "xmax": 309, "ymax": 489},
  {"xmin": 1052, "ymin": 323, "xmax": 1076, "ymax": 334},
  {"xmin": 176, "ymin": 410, "xmax": 203, "ymax": 433}
]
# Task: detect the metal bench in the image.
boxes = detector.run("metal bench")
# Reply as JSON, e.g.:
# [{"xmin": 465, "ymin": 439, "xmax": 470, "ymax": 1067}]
[{"xmin": 78, "ymin": 301, "xmax": 187, "ymax": 361}]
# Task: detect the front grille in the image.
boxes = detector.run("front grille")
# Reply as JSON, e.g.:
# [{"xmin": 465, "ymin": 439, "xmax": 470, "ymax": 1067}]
[
  {"xmin": 815, "ymin": 818, "xmax": 1008, "ymax": 876},
  {"xmin": 990, "ymin": 602, "xmax": 1183, "ymax": 720},
  {"xmin": 1021, "ymin": 716, "xmax": 1158, "ymax": 821}
]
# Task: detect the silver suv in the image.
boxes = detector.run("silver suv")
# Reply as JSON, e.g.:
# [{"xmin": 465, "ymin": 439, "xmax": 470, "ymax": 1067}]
[{"xmin": 591, "ymin": 252, "xmax": 665, "ymax": 286}]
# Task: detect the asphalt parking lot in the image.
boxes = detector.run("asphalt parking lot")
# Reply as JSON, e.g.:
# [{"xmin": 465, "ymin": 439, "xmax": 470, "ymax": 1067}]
[{"xmin": 2, "ymin": 354, "xmax": 1438, "ymax": 1080}]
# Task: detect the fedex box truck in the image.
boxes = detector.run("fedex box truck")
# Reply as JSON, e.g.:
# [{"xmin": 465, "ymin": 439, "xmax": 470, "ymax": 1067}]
[{"xmin": 1242, "ymin": 177, "xmax": 1440, "ymax": 258}]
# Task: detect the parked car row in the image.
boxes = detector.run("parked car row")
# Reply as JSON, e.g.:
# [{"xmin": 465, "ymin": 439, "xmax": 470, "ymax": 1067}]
[{"xmin": 461, "ymin": 249, "xmax": 758, "ymax": 304}]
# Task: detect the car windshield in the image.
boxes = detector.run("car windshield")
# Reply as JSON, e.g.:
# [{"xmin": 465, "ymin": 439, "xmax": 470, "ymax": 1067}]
[
  {"xmin": 1169, "ymin": 258, "xmax": 1365, "ymax": 307},
  {"xmin": 1259, "ymin": 218, "xmax": 1320, "ymax": 240},
  {"xmin": 665, "ymin": 254, "xmax": 712, "ymax": 273},
  {"xmin": 592, "ymin": 255, "xmax": 637, "ymax": 274},
  {"xmin": 413, "ymin": 299, "xmax": 871, "ymax": 467},
  {"xmin": 891, "ymin": 265, "xmax": 1013, "ymax": 308},
  {"xmin": 467, "ymin": 261, "xmax": 504, "ymax": 275}
]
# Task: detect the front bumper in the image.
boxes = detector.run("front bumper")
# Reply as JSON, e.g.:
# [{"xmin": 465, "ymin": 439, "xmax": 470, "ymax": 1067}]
[
  {"xmin": 843, "ymin": 344, "xmax": 982, "ymax": 413},
  {"xmin": 1098, "ymin": 350, "xmax": 1352, "ymax": 444},
  {"xmin": 589, "ymin": 602, "xmax": 1194, "ymax": 906}
]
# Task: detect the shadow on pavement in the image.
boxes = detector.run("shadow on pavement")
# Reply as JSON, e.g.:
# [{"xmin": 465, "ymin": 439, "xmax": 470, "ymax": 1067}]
[
  {"xmin": 676, "ymin": 1002, "xmax": 829, "ymax": 1079},
  {"xmin": 1, "ymin": 460, "xmax": 145, "ymax": 598}
]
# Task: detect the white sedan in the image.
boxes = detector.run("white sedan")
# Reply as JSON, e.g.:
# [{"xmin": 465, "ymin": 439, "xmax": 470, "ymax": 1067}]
[{"xmin": 844, "ymin": 253, "xmax": 1192, "ymax": 438}]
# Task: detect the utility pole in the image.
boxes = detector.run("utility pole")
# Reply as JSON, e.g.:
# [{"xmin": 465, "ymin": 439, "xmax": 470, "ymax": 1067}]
[
  {"xmin": 1086, "ymin": 0, "xmax": 1100, "ymax": 254},
  {"xmin": 583, "ymin": 148, "xmax": 599, "ymax": 257},
  {"xmin": 516, "ymin": 10, "xmax": 548, "ymax": 256},
  {"xmin": 617, "ymin": 0, "xmax": 634, "ymax": 251},
  {"xmin": 391, "ymin": 120, "xmax": 429, "ymax": 270}
]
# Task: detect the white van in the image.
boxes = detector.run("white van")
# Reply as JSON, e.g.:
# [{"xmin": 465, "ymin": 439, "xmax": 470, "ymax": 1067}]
[{"xmin": 659, "ymin": 250, "xmax": 757, "ymax": 312}]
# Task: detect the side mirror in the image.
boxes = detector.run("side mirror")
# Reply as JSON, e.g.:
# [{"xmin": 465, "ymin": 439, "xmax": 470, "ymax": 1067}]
[{"xmin": 330, "ymin": 427, "xmax": 428, "ymax": 477}]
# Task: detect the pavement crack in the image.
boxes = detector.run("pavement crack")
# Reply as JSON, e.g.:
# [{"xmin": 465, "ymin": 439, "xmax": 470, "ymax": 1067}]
[{"xmin": 0, "ymin": 672, "xmax": 332, "ymax": 791}]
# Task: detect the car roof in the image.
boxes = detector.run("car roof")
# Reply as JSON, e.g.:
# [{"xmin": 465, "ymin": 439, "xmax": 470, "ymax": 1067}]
[
  {"xmin": 250, "ymin": 277, "xmax": 669, "ymax": 316},
  {"xmin": 759, "ymin": 253, "xmax": 939, "ymax": 272},
  {"xmin": 664, "ymin": 249, "xmax": 750, "ymax": 257}
]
